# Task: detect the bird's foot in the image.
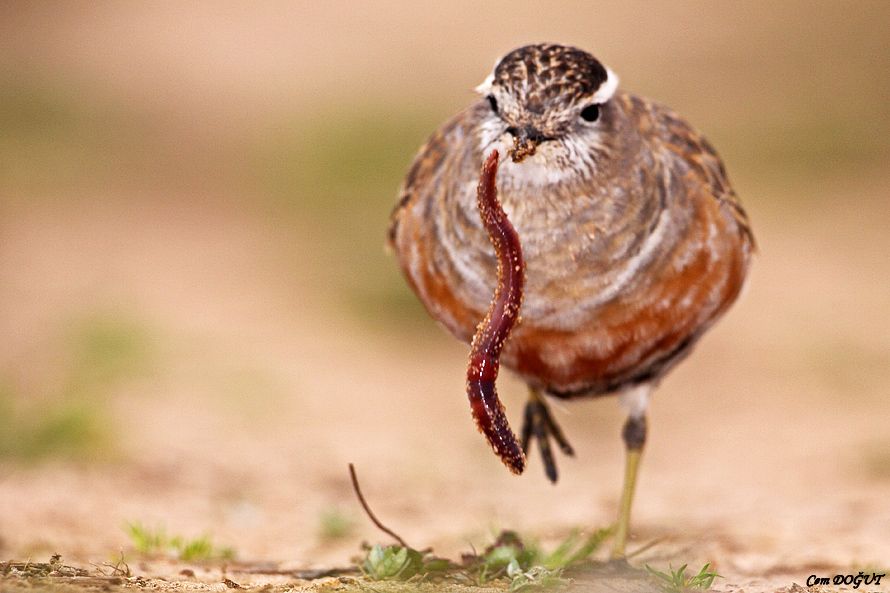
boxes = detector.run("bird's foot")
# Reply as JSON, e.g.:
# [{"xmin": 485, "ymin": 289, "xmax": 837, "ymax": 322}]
[{"xmin": 520, "ymin": 390, "xmax": 574, "ymax": 483}]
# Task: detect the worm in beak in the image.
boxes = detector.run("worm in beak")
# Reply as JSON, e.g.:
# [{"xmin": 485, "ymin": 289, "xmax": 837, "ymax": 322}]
[{"xmin": 466, "ymin": 149, "xmax": 527, "ymax": 474}]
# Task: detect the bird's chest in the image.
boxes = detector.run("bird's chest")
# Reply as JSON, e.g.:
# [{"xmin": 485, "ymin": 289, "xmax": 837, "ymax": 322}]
[{"xmin": 436, "ymin": 179, "xmax": 661, "ymax": 328}]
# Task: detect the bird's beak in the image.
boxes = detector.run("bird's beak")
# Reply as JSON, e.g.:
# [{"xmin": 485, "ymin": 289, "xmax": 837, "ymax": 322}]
[{"xmin": 508, "ymin": 126, "xmax": 546, "ymax": 163}]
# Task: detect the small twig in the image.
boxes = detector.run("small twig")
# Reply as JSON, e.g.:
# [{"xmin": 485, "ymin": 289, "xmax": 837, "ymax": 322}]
[
  {"xmin": 238, "ymin": 565, "xmax": 358, "ymax": 578},
  {"xmin": 348, "ymin": 463, "xmax": 410, "ymax": 549},
  {"xmin": 90, "ymin": 550, "xmax": 131, "ymax": 578},
  {"xmin": 627, "ymin": 537, "xmax": 667, "ymax": 559}
]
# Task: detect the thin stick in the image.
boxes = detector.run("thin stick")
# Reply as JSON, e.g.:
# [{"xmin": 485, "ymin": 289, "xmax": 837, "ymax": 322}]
[
  {"xmin": 348, "ymin": 463, "xmax": 410, "ymax": 549},
  {"xmin": 626, "ymin": 536, "xmax": 668, "ymax": 559}
]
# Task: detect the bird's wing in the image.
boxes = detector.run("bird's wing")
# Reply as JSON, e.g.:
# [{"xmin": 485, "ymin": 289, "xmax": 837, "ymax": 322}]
[
  {"xmin": 694, "ymin": 136, "xmax": 756, "ymax": 248},
  {"xmin": 387, "ymin": 104, "xmax": 483, "ymax": 250},
  {"xmin": 654, "ymin": 102, "xmax": 756, "ymax": 249}
]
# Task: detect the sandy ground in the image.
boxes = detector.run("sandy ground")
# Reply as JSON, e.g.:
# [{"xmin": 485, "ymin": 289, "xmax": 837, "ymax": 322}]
[{"xmin": 2, "ymin": 3, "xmax": 890, "ymax": 592}]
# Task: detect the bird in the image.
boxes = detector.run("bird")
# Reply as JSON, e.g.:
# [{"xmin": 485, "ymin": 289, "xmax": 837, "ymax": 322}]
[{"xmin": 387, "ymin": 43, "xmax": 754, "ymax": 558}]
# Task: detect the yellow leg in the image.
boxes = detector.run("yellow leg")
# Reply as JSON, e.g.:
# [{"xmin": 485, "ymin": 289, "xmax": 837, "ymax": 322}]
[
  {"xmin": 611, "ymin": 413, "xmax": 646, "ymax": 559},
  {"xmin": 611, "ymin": 447, "xmax": 642, "ymax": 559}
]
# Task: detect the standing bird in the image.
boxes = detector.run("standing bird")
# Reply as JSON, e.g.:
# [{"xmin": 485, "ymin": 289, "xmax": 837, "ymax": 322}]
[{"xmin": 388, "ymin": 43, "xmax": 754, "ymax": 558}]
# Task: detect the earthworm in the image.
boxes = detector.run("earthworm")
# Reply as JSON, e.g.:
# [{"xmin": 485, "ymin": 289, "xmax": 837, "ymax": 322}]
[{"xmin": 466, "ymin": 150, "xmax": 526, "ymax": 475}]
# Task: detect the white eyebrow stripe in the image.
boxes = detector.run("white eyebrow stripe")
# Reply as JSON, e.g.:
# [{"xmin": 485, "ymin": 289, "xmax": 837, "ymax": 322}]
[
  {"xmin": 474, "ymin": 72, "xmax": 495, "ymax": 94},
  {"xmin": 474, "ymin": 55, "xmax": 504, "ymax": 94},
  {"xmin": 591, "ymin": 66, "xmax": 619, "ymax": 103},
  {"xmin": 475, "ymin": 54, "xmax": 507, "ymax": 95}
]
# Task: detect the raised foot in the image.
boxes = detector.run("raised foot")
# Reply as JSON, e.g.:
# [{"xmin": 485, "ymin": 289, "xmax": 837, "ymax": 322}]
[{"xmin": 520, "ymin": 390, "xmax": 575, "ymax": 483}]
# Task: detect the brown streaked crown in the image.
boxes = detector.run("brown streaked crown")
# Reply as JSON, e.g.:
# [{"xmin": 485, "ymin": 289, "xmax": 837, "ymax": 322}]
[
  {"xmin": 481, "ymin": 43, "xmax": 616, "ymax": 140},
  {"xmin": 493, "ymin": 43, "xmax": 609, "ymax": 106}
]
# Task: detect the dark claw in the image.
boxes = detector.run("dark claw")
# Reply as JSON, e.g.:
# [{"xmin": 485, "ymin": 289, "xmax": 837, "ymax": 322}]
[
  {"xmin": 521, "ymin": 396, "xmax": 575, "ymax": 483},
  {"xmin": 521, "ymin": 403, "xmax": 534, "ymax": 454},
  {"xmin": 544, "ymin": 407, "xmax": 575, "ymax": 456},
  {"xmin": 532, "ymin": 408, "xmax": 557, "ymax": 482}
]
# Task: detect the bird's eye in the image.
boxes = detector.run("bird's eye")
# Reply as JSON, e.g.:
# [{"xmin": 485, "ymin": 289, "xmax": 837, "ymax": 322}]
[
  {"xmin": 580, "ymin": 104, "xmax": 600, "ymax": 122},
  {"xmin": 487, "ymin": 95, "xmax": 499, "ymax": 115}
]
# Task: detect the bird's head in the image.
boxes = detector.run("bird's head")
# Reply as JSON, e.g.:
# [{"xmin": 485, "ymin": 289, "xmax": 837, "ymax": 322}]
[{"xmin": 475, "ymin": 43, "xmax": 620, "ymax": 174}]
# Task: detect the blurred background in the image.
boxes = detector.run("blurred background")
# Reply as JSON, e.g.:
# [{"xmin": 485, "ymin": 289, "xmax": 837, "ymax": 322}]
[{"xmin": 1, "ymin": 1, "xmax": 889, "ymax": 583}]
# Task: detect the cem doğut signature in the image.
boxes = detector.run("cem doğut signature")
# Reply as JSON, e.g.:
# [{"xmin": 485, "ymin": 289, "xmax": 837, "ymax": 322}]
[{"xmin": 806, "ymin": 572, "xmax": 885, "ymax": 589}]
